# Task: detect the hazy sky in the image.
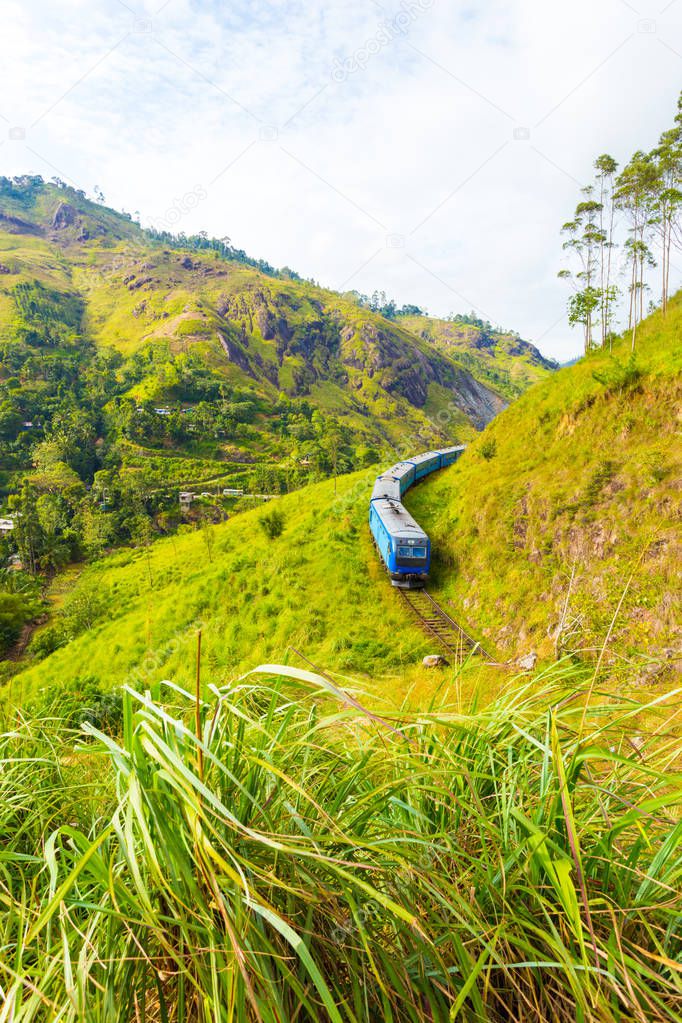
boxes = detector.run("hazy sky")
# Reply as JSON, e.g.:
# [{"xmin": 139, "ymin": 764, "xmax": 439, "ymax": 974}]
[{"xmin": 2, "ymin": 0, "xmax": 681, "ymax": 360}]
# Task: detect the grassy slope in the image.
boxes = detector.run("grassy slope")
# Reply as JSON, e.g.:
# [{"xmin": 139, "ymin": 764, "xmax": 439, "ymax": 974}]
[
  {"xmin": 11, "ymin": 469, "xmax": 458, "ymax": 704},
  {"xmin": 405, "ymin": 295, "xmax": 682, "ymax": 667}
]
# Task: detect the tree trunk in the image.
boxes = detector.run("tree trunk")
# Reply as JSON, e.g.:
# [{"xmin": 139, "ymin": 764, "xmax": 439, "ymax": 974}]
[
  {"xmin": 599, "ymin": 182, "xmax": 606, "ymax": 347},
  {"xmin": 662, "ymin": 217, "xmax": 669, "ymax": 315},
  {"xmin": 606, "ymin": 197, "xmax": 615, "ymax": 348}
]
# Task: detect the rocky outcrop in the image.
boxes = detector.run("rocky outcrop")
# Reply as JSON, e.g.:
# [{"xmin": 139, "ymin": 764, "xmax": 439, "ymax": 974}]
[
  {"xmin": 216, "ymin": 332, "xmax": 255, "ymax": 378},
  {"xmin": 52, "ymin": 202, "xmax": 77, "ymax": 229},
  {"xmin": 516, "ymin": 651, "xmax": 537, "ymax": 671},
  {"xmin": 339, "ymin": 318, "xmax": 505, "ymax": 428},
  {"xmin": 0, "ymin": 212, "xmax": 42, "ymax": 235}
]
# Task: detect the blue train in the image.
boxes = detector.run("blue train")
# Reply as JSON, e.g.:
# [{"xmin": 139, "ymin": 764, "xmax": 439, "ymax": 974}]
[{"xmin": 369, "ymin": 445, "xmax": 465, "ymax": 588}]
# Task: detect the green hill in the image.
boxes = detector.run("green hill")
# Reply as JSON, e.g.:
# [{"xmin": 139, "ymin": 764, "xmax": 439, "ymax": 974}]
[
  {"xmin": 0, "ymin": 175, "xmax": 557, "ymax": 654},
  {"xmin": 9, "ymin": 469, "xmax": 444, "ymax": 705},
  {"xmin": 0, "ymin": 175, "xmax": 557, "ymax": 587},
  {"xmin": 405, "ymin": 294, "xmax": 681, "ymax": 670},
  {"xmin": 0, "ymin": 176, "xmax": 549, "ymax": 484},
  {"xmin": 400, "ymin": 312, "xmax": 557, "ymax": 399}
]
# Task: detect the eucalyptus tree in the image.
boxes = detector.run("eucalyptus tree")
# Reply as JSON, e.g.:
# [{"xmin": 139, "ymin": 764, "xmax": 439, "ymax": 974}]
[
  {"xmin": 558, "ymin": 186, "xmax": 605, "ymax": 352},
  {"xmin": 651, "ymin": 95, "xmax": 682, "ymax": 316},
  {"xmin": 594, "ymin": 154, "xmax": 619, "ymax": 347},
  {"xmin": 615, "ymin": 151, "xmax": 659, "ymax": 350}
]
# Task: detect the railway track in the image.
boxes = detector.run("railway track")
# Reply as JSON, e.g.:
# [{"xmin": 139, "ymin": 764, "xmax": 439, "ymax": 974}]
[{"xmin": 400, "ymin": 589, "xmax": 495, "ymax": 662}]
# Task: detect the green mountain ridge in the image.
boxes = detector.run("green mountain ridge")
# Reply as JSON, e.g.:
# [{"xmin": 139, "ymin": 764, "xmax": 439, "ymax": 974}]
[{"xmin": 0, "ymin": 177, "xmax": 549, "ymax": 453}]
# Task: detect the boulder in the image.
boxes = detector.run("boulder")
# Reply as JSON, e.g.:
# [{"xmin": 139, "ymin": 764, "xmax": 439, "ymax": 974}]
[
  {"xmin": 422, "ymin": 654, "xmax": 449, "ymax": 669},
  {"xmin": 516, "ymin": 651, "xmax": 537, "ymax": 671}
]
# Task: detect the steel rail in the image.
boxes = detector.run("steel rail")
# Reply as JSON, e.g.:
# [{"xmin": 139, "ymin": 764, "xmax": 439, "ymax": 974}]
[{"xmin": 400, "ymin": 588, "xmax": 496, "ymax": 663}]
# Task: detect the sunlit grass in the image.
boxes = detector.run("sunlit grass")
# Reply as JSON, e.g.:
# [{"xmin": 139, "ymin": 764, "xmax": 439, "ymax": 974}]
[{"xmin": 2, "ymin": 660, "xmax": 680, "ymax": 1021}]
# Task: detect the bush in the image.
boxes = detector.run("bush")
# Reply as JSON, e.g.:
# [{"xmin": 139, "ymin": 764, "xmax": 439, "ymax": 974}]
[
  {"xmin": 584, "ymin": 458, "xmax": 617, "ymax": 504},
  {"xmin": 592, "ymin": 356, "xmax": 642, "ymax": 395},
  {"xmin": 61, "ymin": 581, "xmax": 109, "ymax": 637},
  {"xmin": 259, "ymin": 507, "xmax": 285, "ymax": 539},
  {"xmin": 28, "ymin": 623, "xmax": 66, "ymax": 659},
  {"xmin": 0, "ymin": 590, "xmax": 39, "ymax": 654},
  {"xmin": 26, "ymin": 676, "xmax": 123, "ymax": 736},
  {"xmin": 479, "ymin": 436, "xmax": 497, "ymax": 461}
]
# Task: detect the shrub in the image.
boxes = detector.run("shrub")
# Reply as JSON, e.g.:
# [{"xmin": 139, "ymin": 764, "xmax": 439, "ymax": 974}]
[
  {"xmin": 592, "ymin": 356, "xmax": 642, "ymax": 395},
  {"xmin": 25, "ymin": 676, "xmax": 123, "ymax": 736},
  {"xmin": 27, "ymin": 623, "xmax": 66, "ymax": 659},
  {"xmin": 479, "ymin": 436, "xmax": 497, "ymax": 460},
  {"xmin": 0, "ymin": 591, "xmax": 40, "ymax": 654},
  {"xmin": 61, "ymin": 581, "xmax": 109, "ymax": 637},
  {"xmin": 259, "ymin": 507, "xmax": 285, "ymax": 539},
  {"xmin": 584, "ymin": 458, "xmax": 617, "ymax": 504}
]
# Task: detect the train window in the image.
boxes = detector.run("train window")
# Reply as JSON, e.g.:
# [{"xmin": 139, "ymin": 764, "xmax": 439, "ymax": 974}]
[{"xmin": 397, "ymin": 545, "xmax": 427, "ymax": 559}]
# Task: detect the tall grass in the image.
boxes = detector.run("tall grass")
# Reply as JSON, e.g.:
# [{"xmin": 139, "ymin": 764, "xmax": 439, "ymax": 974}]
[{"xmin": 1, "ymin": 662, "xmax": 680, "ymax": 1022}]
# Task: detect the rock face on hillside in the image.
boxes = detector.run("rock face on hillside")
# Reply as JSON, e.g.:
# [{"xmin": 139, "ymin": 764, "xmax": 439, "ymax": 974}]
[
  {"xmin": 52, "ymin": 202, "xmax": 76, "ymax": 229},
  {"xmin": 210, "ymin": 286, "xmax": 506, "ymax": 427}
]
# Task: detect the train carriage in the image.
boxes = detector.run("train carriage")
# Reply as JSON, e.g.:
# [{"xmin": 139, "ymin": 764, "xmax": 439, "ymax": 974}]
[
  {"xmin": 371, "ymin": 474, "xmax": 402, "ymax": 503},
  {"xmin": 369, "ymin": 498, "xmax": 430, "ymax": 588},
  {"xmin": 407, "ymin": 450, "xmax": 441, "ymax": 481},
  {"xmin": 382, "ymin": 460, "xmax": 416, "ymax": 494},
  {"xmin": 437, "ymin": 445, "xmax": 466, "ymax": 468}
]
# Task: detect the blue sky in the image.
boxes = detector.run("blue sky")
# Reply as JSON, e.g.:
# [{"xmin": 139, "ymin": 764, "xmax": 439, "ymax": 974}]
[{"xmin": 1, "ymin": 0, "xmax": 681, "ymax": 359}]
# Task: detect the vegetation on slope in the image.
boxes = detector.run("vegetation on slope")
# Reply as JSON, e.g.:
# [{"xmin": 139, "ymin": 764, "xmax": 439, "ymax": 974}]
[
  {"xmin": 0, "ymin": 174, "xmax": 555, "ymax": 646},
  {"xmin": 2, "ymin": 662, "xmax": 680, "ymax": 1021},
  {"xmin": 400, "ymin": 311, "xmax": 557, "ymax": 400},
  {"xmin": 406, "ymin": 293, "xmax": 681, "ymax": 668},
  {"xmin": 7, "ymin": 469, "xmax": 439, "ymax": 702}
]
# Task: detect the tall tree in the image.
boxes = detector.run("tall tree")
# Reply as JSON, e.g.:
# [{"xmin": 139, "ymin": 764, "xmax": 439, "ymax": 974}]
[
  {"xmin": 615, "ymin": 152, "xmax": 659, "ymax": 350},
  {"xmin": 559, "ymin": 187, "xmax": 605, "ymax": 352},
  {"xmin": 594, "ymin": 154, "xmax": 619, "ymax": 347},
  {"xmin": 651, "ymin": 94, "xmax": 682, "ymax": 316}
]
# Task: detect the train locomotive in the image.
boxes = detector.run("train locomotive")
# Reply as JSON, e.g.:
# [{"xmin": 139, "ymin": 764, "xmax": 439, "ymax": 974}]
[{"xmin": 369, "ymin": 445, "xmax": 465, "ymax": 588}]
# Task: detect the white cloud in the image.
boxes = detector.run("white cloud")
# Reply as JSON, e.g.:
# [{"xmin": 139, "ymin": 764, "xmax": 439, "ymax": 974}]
[{"xmin": 1, "ymin": 0, "xmax": 681, "ymax": 360}]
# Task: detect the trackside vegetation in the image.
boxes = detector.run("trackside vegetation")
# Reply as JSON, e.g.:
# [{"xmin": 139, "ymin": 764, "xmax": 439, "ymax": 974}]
[
  {"xmin": 6, "ymin": 468, "xmax": 441, "ymax": 702},
  {"xmin": 406, "ymin": 291, "xmax": 682, "ymax": 665},
  {"xmin": 1, "ymin": 662, "xmax": 680, "ymax": 1021}
]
